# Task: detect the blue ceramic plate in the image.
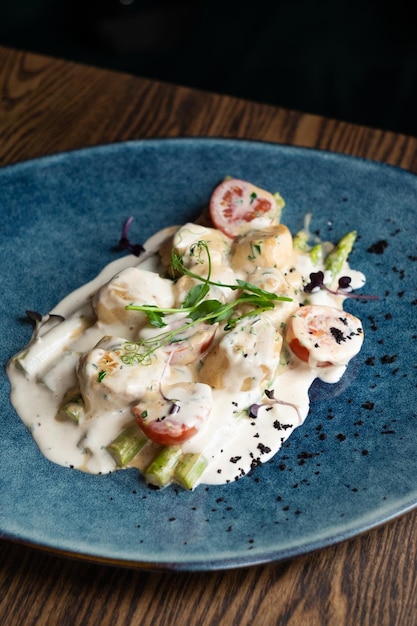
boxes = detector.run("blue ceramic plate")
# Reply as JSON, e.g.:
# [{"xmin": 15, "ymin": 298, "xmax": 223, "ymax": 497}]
[{"xmin": 1, "ymin": 138, "xmax": 416, "ymax": 571}]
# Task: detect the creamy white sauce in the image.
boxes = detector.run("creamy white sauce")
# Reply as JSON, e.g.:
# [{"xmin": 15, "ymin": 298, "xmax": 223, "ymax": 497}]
[{"xmin": 7, "ymin": 221, "xmax": 366, "ymax": 489}]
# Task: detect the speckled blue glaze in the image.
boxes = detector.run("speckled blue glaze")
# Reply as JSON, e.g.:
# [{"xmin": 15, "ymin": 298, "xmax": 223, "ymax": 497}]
[{"xmin": 1, "ymin": 138, "xmax": 416, "ymax": 571}]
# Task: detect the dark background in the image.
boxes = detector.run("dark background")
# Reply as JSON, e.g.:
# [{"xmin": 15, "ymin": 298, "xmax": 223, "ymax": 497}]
[{"xmin": 1, "ymin": 0, "xmax": 417, "ymax": 137}]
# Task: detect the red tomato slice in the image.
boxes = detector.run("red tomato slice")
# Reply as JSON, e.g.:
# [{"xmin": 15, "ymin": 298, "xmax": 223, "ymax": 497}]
[
  {"xmin": 285, "ymin": 304, "xmax": 364, "ymax": 368},
  {"xmin": 132, "ymin": 382, "xmax": 212, "ymax": 446},
  {"xmin": 209, "ymin": 178, "xmax": 279, "ymax": 238},
  {"xmin": 135, "ymin": 415, "xmax": 197, "ymax": 446}
]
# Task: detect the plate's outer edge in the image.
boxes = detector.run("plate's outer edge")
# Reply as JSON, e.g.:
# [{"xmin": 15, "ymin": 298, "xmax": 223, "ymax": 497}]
[{"xmin": 1, "ymin": 137, "xmax": 416, "ymax": 571}]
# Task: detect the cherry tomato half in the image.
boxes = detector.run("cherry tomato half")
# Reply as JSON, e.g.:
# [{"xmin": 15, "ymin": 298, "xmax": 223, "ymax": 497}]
[
  {"xmin": 209, "ymin": 178, "xmax": 279, "ymax": 238},
  {"xmin": 132, "ymin": 382, "xmax": 212, "ymax": 446}
]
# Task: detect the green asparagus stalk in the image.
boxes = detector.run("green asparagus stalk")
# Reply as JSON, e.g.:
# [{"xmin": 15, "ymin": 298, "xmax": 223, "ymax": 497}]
[
  {"xmin": 106, "ymin": 423, "xmax": 149, "ymax": 467},
  {"xmin": 174, "ymin": 453, "xmax": 208, "ymax": 490},
  {"xmin": 57, "ymin": 395, "xmax": 84, "ymax": 424},
  {"xmin": 144, "ymin": 445, "xmax": 183, "ymax": 487},
  {"xmin": 273, "ymin": 192, "xmax": 285, "ymax": 222},
  {"xmin": 292, "ymin": 229, "xmax": 309, "ymax": 251},
  {"xmin": 324, "ymin": 230, "xmax": 357, "ymax": 283},
  {"xmin": 309, "ymin": 243, "xmax": 323, "ymax": 265}
]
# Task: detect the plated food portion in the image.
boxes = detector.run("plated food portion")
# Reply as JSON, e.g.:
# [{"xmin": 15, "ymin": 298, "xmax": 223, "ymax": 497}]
[{"xmin": 8, "ymin": 178, "xmax": 368, "ymax": 490}]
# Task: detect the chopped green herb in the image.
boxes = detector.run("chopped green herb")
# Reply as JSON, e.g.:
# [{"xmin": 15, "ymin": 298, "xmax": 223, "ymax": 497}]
[
  {"xmin": 98, "ymin": 370, "xmax": 107, "ymax": 383},
  {"xmin": 249, "ymin": 242, "xmax": 262, "ymax": 259}
]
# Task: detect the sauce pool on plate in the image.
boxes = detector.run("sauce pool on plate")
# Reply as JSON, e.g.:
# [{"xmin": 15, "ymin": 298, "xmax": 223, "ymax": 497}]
[{"xmin": 7, "ymin": 179, "xmax": 367, "ymax": 490}]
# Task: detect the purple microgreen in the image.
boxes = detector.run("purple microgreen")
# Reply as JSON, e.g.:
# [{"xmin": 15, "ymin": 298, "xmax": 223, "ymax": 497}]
[
  {"xmin": 158, "ymin": 364, "xmax": 181, "ymax": 415},
  {"xmin": 249, "ymin": 388, "xmax": 302, "ymax": 422},
  {"xmin": 303, "ymin": 270, "xmax": 326, "ymax": 294},
  {"xmin": 158, "ymin": 386, "xmax": 180, "ymax": 415},
  {"xmin": 304, "ymin": 271, "xmax": 378, "ymax": 300},
  {"xmin": 248, "ymin": 404, "xmax": 261, "ymax": 418},
  {"xmin": 337, "ymin": 275, "xmax": 352, "ymax": 291},
  {"xmin": 118, "ymin": 216, "xmax": 145, "ymax": 257}
]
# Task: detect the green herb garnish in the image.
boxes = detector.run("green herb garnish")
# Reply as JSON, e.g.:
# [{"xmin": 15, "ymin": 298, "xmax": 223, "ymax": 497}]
[
  {"xmin": 122, "ymin": 241, "xmax": 292, "ymax": 364},
  {"xmin": 98, "ymin": 370, "xmax": 107, "ymax": 382}
]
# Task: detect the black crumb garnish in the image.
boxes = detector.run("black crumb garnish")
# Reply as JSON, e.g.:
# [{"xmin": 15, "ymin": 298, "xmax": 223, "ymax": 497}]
[
  {"xmin": 250, "ymin": 458, "xmax": 262, "ymax": 470},
  {"xmin": 367, "ymin": 240, "xmax": 388, "ymax": 254},
  {"xmin": 257, "ymin": 443, "xmax": 271, "ymax": 455},
  {"xmin": 330, "ymin": 326, "xmax": 346, "ymax": 344},
  {"xmin": 381, "ymin": 354, "xmax": 397, "ymax": 364},
  {"xmin": 361, "ymin": 401, "xmax": 375, "ymax": 410}
]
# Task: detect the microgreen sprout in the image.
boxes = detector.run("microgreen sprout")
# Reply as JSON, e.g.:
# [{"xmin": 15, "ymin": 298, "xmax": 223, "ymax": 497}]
[
  {"xmin": 168, "ymin": 403, "xmax": 181, "ymax": 415},
  {"xmin": 157, "ymin": 355, "xmax": 181, "ymax": 416},
  {"xmin": 118, "ymin": 216, "xmax": 145, "ymax": 256},
  {"xmin": 304, "ymin": 271, "xmax": 378, "ymax": 300},
  {"xmin": 249, "ymin": 388, "xmax": 302, "ymax": 421},
  {"xmin": 122, "ymin": 240, "xmax": 293, "ymax": 364}
]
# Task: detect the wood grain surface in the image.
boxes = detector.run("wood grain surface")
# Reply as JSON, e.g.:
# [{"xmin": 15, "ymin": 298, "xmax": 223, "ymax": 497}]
[{"xmin": 1, "ymin": 46, "xmax": 417, "ymax": 626}]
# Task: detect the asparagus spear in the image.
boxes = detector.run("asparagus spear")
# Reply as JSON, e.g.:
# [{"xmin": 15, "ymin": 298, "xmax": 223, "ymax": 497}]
[
  {"xmin": 174, "ymin": 453, "xmax": 208, "ymax": 490},
  {"xmin": 58, "ymin": 395, "xmax": 85, "ymax": 424},
  {"xmin": 309, "ymin": 243, "xmax": 323, "ymax": 266},
  {"xmin": 144, "ymin": 446, "xmax": 183, "ymax": 487},
  {"xmin": 324, "ymin": 230, "xmax": 357, "ymax": 283},
  {"xmin": 273, "ymin": 192, "xmax": 286, "ymax": 222},
  {"xmin": 292, "ymin": 229, "xmax": 309, "ymax": 251},
  {"xmin": 106, "ymin": 422, "xmax": 149, "ymax": 467}
]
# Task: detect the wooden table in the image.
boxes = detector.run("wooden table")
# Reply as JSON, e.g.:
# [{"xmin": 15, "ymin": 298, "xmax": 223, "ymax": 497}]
[{"xmin": 1, "ymin": 45, "xmax": 417, "ymax": 626}]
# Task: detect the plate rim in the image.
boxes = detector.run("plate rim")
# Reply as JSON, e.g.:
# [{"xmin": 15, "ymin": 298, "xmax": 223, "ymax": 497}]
[{"xmin": 2, "ymin": 136, "xmax": 416, "ymax": 571}]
